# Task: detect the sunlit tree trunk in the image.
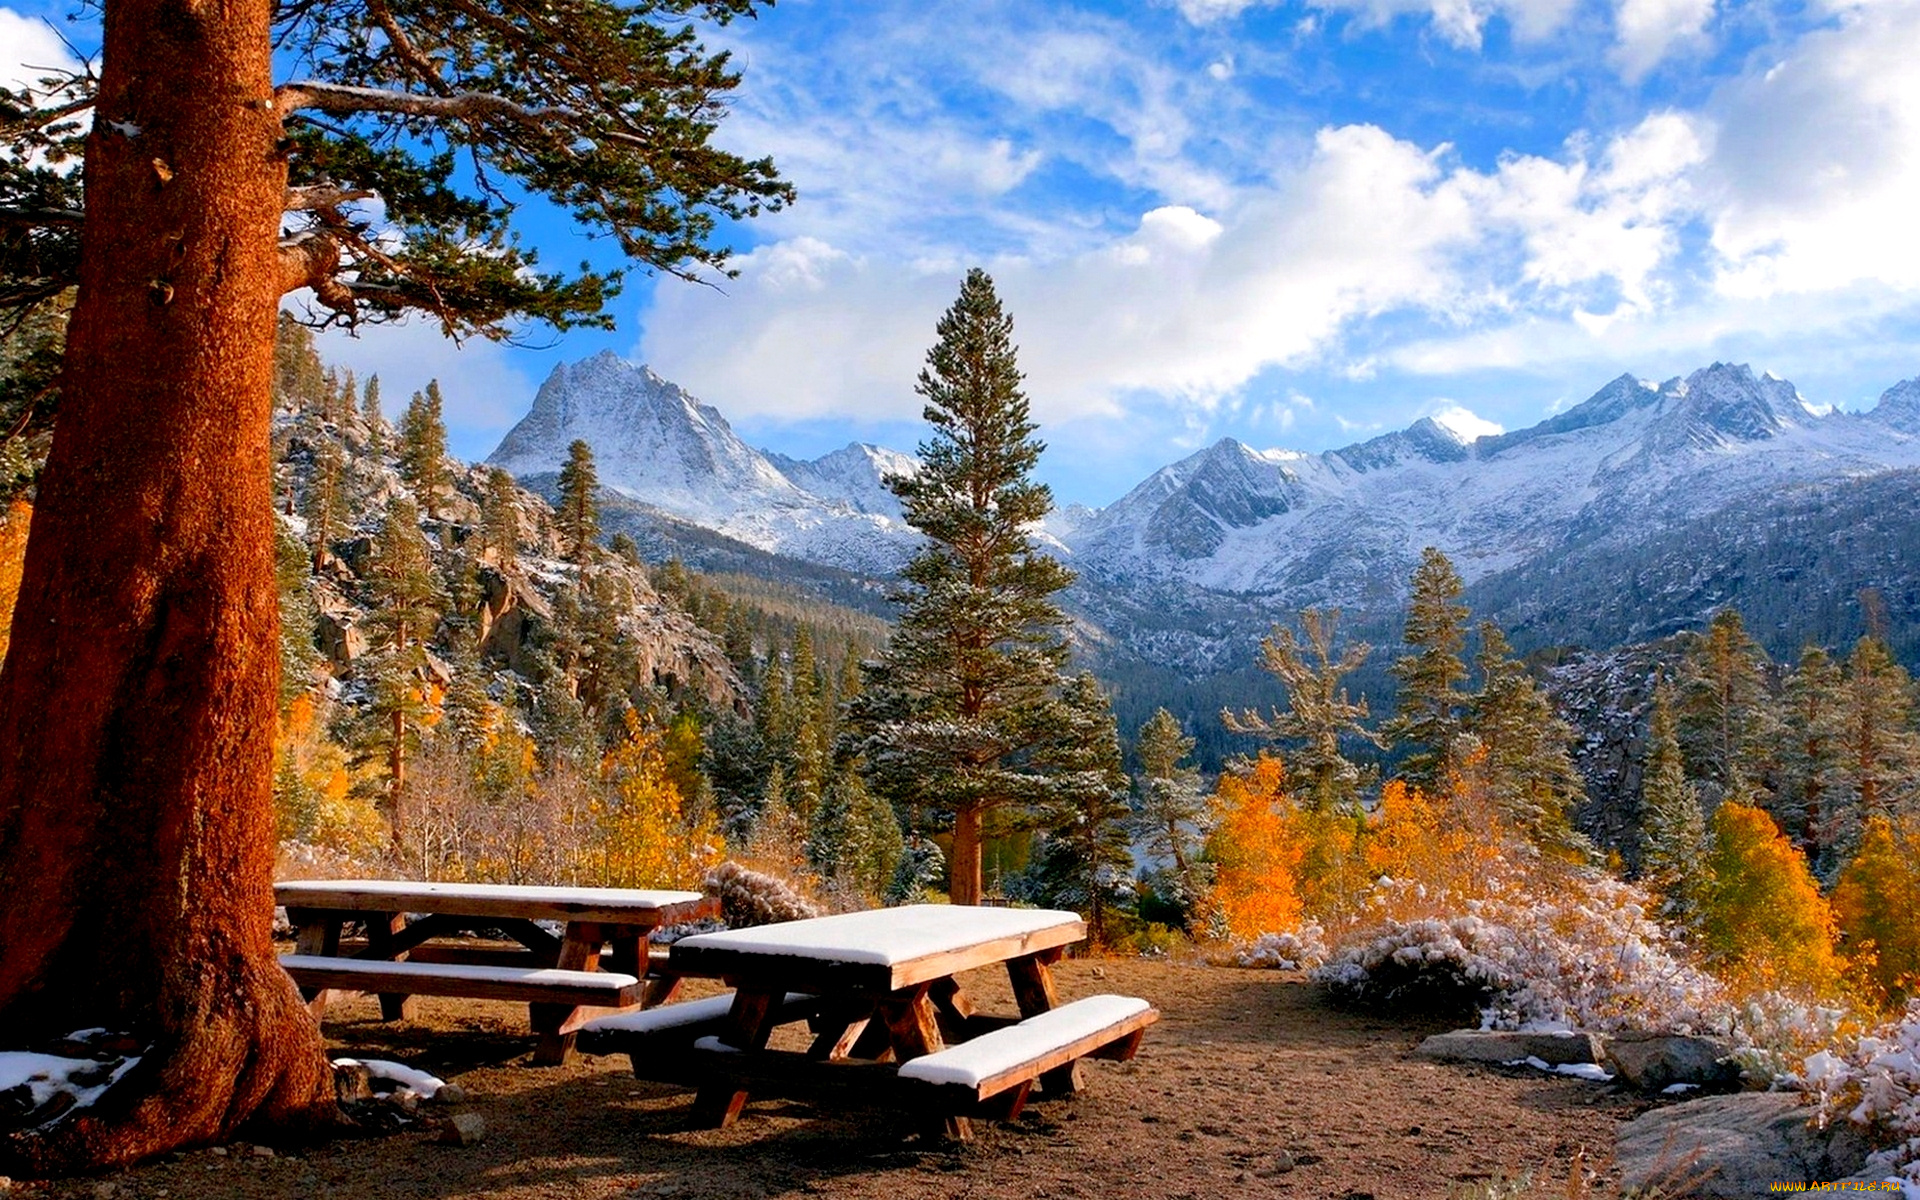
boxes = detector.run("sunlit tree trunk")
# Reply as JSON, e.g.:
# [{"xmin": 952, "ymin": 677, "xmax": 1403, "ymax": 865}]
[{"xmin": 0, "ymin": 0, "xmax": 339, "ymax": 1172}]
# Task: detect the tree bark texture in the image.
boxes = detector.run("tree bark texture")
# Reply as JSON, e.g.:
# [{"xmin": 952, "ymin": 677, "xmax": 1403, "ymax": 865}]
[
  {"xmin": 0, "ymin": 0, "xmax": 339, "ymax": 1172},
  {"xmin": 950, "ymin": 802, "xmax": 982, "ymax": 906}
]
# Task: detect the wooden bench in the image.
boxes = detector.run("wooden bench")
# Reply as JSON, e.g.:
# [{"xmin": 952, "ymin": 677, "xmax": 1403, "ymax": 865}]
[
  {"xmin": 576, "ymin": 991, "xmax": 819, "ymax": 1058},
  {"xmin": 896, "ymin": 994, "xmax": 1157, "ymax": 1119},
  {"xmin": 280, "ymin": 954, "xmax": 642, "ymax": 1034}
]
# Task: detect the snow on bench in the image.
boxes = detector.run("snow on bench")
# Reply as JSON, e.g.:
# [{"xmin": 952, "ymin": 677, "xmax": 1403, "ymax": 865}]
[
  {"xmin": 670, "ymin": 905, "xmax": 1081, "ymax": 968},
  {"xmin": 279, "ymin": 954, "xmax": 642, "ymax": 1009},
  {"xmin": 577, "ymin": 991, "xmax": 817, "ymax": 1045},
  {"xmin": 897, "ymin": 994, "xmax": 1157, "ymax": 1101}
]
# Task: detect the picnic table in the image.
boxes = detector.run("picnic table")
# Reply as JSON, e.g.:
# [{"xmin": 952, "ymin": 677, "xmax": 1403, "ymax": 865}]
[
  {"xmin": 588, "ymin": 904, "xmax": 1157, "ymax": 1139},
  {"xmin": 275, "ymin": 879, "xmax": 719, "ymax": 1064}
]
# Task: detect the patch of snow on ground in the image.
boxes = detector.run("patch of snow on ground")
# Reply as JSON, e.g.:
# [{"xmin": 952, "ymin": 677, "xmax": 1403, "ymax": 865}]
[
  {"xmin": 1504, "ymin": 1055, "xmax": 1614, "ymax": 1082},
  {"xmin": 333, "ymin": 1057, "xmax": 448, "ymax": 1099},
  {"xmin": 0, "ymin": 1047, "xmax": 141, "ymax": 1123}
]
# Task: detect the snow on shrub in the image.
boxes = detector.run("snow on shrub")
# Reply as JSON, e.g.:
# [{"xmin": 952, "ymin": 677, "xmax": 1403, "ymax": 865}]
[
  {"xmin": 1802, "ymin": 1001, "xmax": 1920, "ymax": 1185},
  {"xmin": 1235, "ymin": 922, "xmax": 1329, "ymax": 970},
  {"xmin": 1313, "ymin": 874, "xmax": 1729, "ymax": 1033},
  {"xmin": 703, "ymin": 860, "xmax": 823, "ymax": 928}
]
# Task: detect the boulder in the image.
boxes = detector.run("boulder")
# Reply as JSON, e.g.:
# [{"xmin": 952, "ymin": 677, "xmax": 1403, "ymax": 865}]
[
  {"xmin": 1606, "ymin": 1031, "xmax": 1742, "ymax": 1092},
  {"xmin": 1616, "ymin": 1093, "xmax": 1875, "ymax": 1198},
  {"xmin": 1415, "ymin": 1029, "xmax": 1604, "ymax": 1067},
  {"xmin": 438, "ymin": 1113, "xmax": 487, "ymax": 1146}
]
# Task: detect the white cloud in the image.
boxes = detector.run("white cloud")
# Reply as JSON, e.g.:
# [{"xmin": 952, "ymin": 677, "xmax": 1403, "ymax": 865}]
[
  {"xmin": 1702, "ymin": 0, "xmax": 1920, "ymax": 297},
  {"xmin": 1610, "ymin": 0, "xmax": 1716, "ymax": 81},
  {"xmin": 0, "ymin": 8, "xmax": 81, "ymax": 93}
]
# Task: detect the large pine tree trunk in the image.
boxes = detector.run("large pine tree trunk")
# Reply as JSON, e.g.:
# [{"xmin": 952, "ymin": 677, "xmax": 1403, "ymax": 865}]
[
  {"xmin": 0, "ymin": 0, "xmax": 340, "ymax": 1172},
  {"xmin": 950, "ymin": 802, "xmax": 983, "ymax": 905}
]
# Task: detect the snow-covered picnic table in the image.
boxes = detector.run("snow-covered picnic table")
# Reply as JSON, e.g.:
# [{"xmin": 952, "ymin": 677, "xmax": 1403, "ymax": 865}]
[
  {"xmin": 607, "ymin": 904, "xmax": 1157, "ymax": 1139},
  {"xmin": 275, "ymin": 880, "xmax": 719, "ymax": 1064}
]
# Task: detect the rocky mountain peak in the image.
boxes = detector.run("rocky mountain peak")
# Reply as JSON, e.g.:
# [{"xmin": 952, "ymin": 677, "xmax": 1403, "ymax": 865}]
[
  {"xmin": 1873, "ymin": 377, "xmax": 1920, "ymax": 434},
  {"xmin": 1647, "ymin": 362, "xmax": 1808, "ymax": 451}
]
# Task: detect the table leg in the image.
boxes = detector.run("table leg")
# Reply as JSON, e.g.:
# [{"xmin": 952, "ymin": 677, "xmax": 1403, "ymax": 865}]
[
  {"xmin": 879, "ymin": 984, "xmax": 970, "ymax": 1142},
  {"xmin": 289, "ymin": 908, "xmax": 342, "ymax": 1018},
  {"xmin": 532, "ymin": 920, "xmax": 603, "ymax": 1066},
  {"xmin": 366, "ymin": 911, "xmax": 415, "ymax": 1021},
  {"xmin": 690, "ymin": 986, "xmax": 784, "ymax": 1128},
  {"xmin": 928, "ymin": 976, "xmax": 976, "ymax": 1044},
  {"xmin": 1007, "ymin": 949, "xmax": 1081, "ymax": 1096},
  {"xmin": 806, "ymin": 996, "xmax": 877, "ymax": 1060}
]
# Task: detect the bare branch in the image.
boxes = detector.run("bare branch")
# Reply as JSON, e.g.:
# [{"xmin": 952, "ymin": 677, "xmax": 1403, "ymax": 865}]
[
  {"xmin": 284, "ymin": 185, "xmax": 375, "ymax": 212},
  {"xmin": 274, "ymin": 81, "xmax": 569, "ymax": 131},
  {"xmin": 276, "ymin": 232, "xmax": 354, "ymax": 313},
  {"xmin": 365, "ymin": 0, "xmax": 456, "ymax": 98}
]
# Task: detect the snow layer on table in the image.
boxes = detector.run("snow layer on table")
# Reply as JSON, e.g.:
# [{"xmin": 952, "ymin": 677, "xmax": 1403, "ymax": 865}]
[
  {"xmin": 1505, "ymin": 1055, "xmax": 1614, "ymax": 1082},
  {"xmin": 672, "ymin": 905, "xmax": 1081, "ymax": 967},
  {"xmin": 332, "ymin": 1058, "xmax": 448, "ymax": 1099},
  {"xmin": 0, "ymin": 1050, "xmax": 140, "ymax": 1116},
  {"xmin": 275, "ymin": 879, "xmax": 704, "ymax": 908},
  {"xmin": 898, "ymin": 995, "xmax": 1150, "ymax": 1088},
  {"xmin": 280, "ymin": 955, "xmax": 639, "ymax": 988},
  {"xmin": 581, "ymin": 992, "xmax": 811, "ymax": 1035}
]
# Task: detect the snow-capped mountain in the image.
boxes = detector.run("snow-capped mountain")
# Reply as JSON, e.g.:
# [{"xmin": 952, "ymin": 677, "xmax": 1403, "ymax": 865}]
[
  {"xmin": 488, "ymin": 352, "xmax": 919, "ymax": 575},
  {"xmin": 1072, "ymin": 363, "xmax": 1920, "ymax": 608}
]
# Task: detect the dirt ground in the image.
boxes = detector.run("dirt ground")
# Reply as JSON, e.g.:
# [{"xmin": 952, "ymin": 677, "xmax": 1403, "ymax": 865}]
[{"xmin": 23, "ymin": 958, "xmax": 1659, "ymax": 1200}]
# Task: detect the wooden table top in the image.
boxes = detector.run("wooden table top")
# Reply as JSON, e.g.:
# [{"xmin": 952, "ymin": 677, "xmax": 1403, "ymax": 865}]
[
  {"xmin": 275, "ymin": 879, "xmax": 717, "ymax": 926},
  {"xmin": 668, "ymin": 905, "xmax": 1085, "ymax": 993}
]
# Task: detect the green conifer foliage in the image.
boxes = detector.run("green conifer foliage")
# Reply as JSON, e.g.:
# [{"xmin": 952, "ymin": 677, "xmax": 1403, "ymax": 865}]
[
  {"xmin": 357, "ymin": 496, "xmax": 446, "ymax": 850},
  {"xmin": 1024, "ymin": 673, "xmax": 1134, "ymax": 936},
  {"xmin": 362, "ymin": 375, "xmax": 387, "ymax": 455},
  {"xmin": 1224, "ymin": 608, "xmax": 1377, "ymax": 813},
  {"xmin": 398, "ymin": 381, "xmax": 453, "ymax": 518},
  {"xmin": 556, "ymin": 438, "xmax": 601, "ymax": 563},
  {"xmin": 1130, "ymin": 707, "xmax": 1210, "ymax": 916},
  {"xmin": 1781, "ymin": 645, "xmax": 1849, "ymax": 873},
  {"xmin": 301, "ymin": 425, "xmax": 347, "ymax": 569},
  {"xmin": 1677, "ymin": 608, "xmax": 1780, "ymax": 808},
  {"xmin": 271, "ymin": 314, "xmax": 328, "ymax": 414},
  {"xmin": 1384, "ymin": 547, "xmax": 1470, "ymax": 789},
  {"xmin": 1841, "ymin": 636, "xmax": 1920, "ymax": 825},
  {"xmin": 1467, "ymin": 622, "xmax": 1589, "ymax": 858},
  {"xmin": 480, "ymin": 467, "xmax": 521, "ymax": 570},
  {"xmin": 851, "ymin": 268, "xmax": 1076, "ymax": 905},
  {"xmin": 1638, "ymin": 681, "xmax": 1708, "ymax": 921}
]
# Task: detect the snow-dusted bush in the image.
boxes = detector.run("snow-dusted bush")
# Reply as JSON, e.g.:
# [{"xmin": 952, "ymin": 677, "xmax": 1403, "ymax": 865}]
[
  {"xmin": 1236, "ymin": 923, "xmax": 1329, "ymax": 970},
  {"xmin": 1315, "ymin": 875, "xmax": 1729, "ymax": 1033},
  {"xmin": 703, "ymin": 860, "xmax": 823, "ymax": 928},
  {"xmin": 1803, "ymin": 1002, "xmax": 1920, "ymax": 1185}
]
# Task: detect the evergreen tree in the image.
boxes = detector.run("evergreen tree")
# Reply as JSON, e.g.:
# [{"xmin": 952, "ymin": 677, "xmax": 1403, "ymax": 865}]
[
  {"xmin": 1841, "ymin": 636, "xmax": 1920, "ymax": 825},
  {"xmin": 1638, "ymin": 681, "xmax": 1708, "ymax": 922},
  {"xmin": 556, "ymin": 438, "xmax": 601, "ymax": 563},
  {"xmin": 1467, "ymin": 622, "xmax": 1588, "ymax": 857},
  {"xmin": 301, "ymin": 425, "xmax": 347, "ymax": 570},
  {"xmin": 1130, "ymin": 707, "xmax": 1210, "ymax": 915},
  {"xmin": 362, "ymin": 375, "xmax": 387, "ymax": 456},
  {"xmin": 1384, "ymin": 547, "xmax": 1470, "ymax": 790},
  {"xmin": 1677, "ymin": 608, "xmax": 1780, "ymax": 809},
  {"xmin": 1023, "ymin": 673, "xmax": 1134, "ymax": 936},
  {"xmin": 271, "ymin": 314, "xmax": 328, "ymax": 414},
  {"xmin": 1224, "ymin": 608, "xmax": 1377, "ymax": 813},
  {"xmin": 357, "ymin": 497, "xmax": 446, "ymax": 851},
  {"xmin": 398, "ymin": 381, "xmax": 453, "ymax": 518},
  {"xmin": 1780, "ymin": 645, "xmax": 1849, "ymax": 873},
  {"xmin": 850, "ymin": 269, "xmax": 1077, "ymax": 905},
  {"xmin": 480, "ymin": 467, "xmax": 521, "ymax": 570}
]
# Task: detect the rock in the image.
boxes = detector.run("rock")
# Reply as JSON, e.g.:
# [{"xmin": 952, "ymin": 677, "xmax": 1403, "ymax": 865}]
[
  {"xmin": 0, "ymin": 1173, "xmax": 12, "ymax": 1192},
  {"xmin": 1616, "ymin": 1093, "xmax": 1875, "ymax": 1198},
  {"xmin": 431, "ymin": 1083, "xmax": 467, "ymax": 1105},
  {"xmin": 1415, "ymin": 1029, "xmax": 1604, "ymax": 1067},
  {"xmin": 250, "ymin": 1144, "xmax": 276, "ymax": 1159},
  {"xmin": 438, "ymin": 1113, "xmax": 487, "ymax": 1146},
  {"xmin": 332, "ymin": 1061, "xmax": 374, "ymax": 1105},
  {"xmin": 1606, "ymin": 1032, "xmax": 1742, "ymax": 1092},
  {"xmin": 210, "ymin": 1146, "xmax": 228, "ymax": 1157},
  {"xmin": 385, "ymin": 1090, "xmax": 420, "ymax": 1114}
]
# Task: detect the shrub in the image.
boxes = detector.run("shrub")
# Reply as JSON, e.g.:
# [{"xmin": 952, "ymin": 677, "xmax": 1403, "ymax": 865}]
[
  {"xmin": 1236, "ymin": 924, "xmax": 1330, "ymax": 970},
  {"xmin": 703, "ymin": 860, "xmax": 823, "ymax": 928}
]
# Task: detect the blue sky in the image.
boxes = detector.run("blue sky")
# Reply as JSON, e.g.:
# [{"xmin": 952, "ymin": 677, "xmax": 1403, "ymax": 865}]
[{"xmin": 5, "ymin": 0, "xmax": 1919, "ymax": 506}]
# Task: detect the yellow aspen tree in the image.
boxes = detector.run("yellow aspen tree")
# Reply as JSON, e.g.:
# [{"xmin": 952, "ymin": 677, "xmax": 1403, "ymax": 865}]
[
  {"xmin": 1201, "ymin": 753, "xmax": 1305, "ymax": 940},
  {"xmin": 1698, "ymin": 802, "xmax": 1841, "ymax": 996},
  {"xmin": 594, "ymin": 710, "xmax": 722, "ymax": 888},
  {"xmin": 1832, "ymin": 815, "xmax": 1920, "ymax": 1012}
]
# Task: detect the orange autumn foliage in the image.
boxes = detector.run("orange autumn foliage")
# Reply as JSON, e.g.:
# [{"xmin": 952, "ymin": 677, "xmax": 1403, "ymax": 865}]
[
  {"xmin": 1699, "ymin": 802, "xmax": 1841, "ymax": 998},
  {"xmin": 1202, "ymin": 753, "xmax": 1305, "ymax": 940},
  {"xmin": 0, "ymin": 499, "xmax": 29, "ymax": 664}
]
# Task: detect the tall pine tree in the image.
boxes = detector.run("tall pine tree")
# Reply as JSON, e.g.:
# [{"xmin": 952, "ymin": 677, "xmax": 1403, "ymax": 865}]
[
  {"xmin": 1638, "ymin": 681, "xmax": 1708, "ymax": 922},
  {"xmin": 1383, "ymin": 547, "xmax": 1470, "ymax": 790},
  {"xmin": 1024, "ymin": 673, "xmax": 1134, "ymax": 937},
  {"xmin": 556, "ymin": 438, "xmax": 601, "ymax": 564},
  {"xmin": 850, "ymin": 269, "xmax": 1076, "ymax": 905},
  {"xmin": 1841, "ymin": 636, "xmax": 1920, "ymax": 825},
  {"xmin": 398, "ymin": 381, "xmax": 453, "ymax": 518},
  {"xmin": 357, "ymin": 497, "xmax": 446, "ymax": 852},
  {"xmin": 1467, "ymin": 622, "xmax": 1588, "ymax": 857},
  {"xmin": 1130, "ymin": 707, "xmax": 1210, "ymax": 914},
  {"xmin": 1780, "ymin": 644, "xmax": 1848, "ymax": 874},
  {"xmin": 1676, "ymin": 608, "xmax": 1780, "ymax": 809}
]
